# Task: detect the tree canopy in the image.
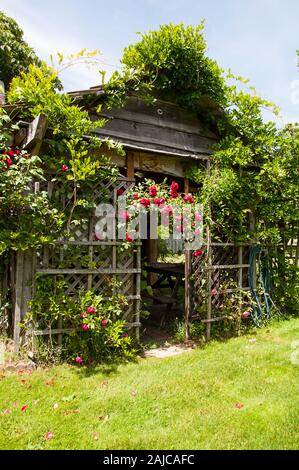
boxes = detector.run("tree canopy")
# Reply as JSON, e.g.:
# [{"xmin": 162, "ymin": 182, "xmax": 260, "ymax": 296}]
[{"xmin": 0, "ymin": 11, "xmax": 41, "ymax": 89}]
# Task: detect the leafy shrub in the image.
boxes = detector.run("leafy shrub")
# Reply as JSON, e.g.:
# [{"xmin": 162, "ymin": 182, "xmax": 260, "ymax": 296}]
[{"xmin": 26, "ymin": 276, "xmax": 136, "ymax": 365}]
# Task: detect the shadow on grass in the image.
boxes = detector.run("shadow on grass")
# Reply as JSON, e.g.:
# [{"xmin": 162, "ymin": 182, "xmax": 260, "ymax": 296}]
[{"xmin": 72, "ymin": 356, "xmax": 139, "ymax": 379}]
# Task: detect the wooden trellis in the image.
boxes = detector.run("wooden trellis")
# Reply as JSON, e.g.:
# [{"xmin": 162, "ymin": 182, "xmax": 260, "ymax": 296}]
[
  {"xmin": 186, "ymin": 242, "xmax": 252, "ymax": 340},
  {"xmin": 7, "ymin": 177, "xmax": 142, "ymax": 352}
]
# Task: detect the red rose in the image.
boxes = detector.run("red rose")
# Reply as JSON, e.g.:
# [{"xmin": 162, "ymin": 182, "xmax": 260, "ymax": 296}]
[
  {"xmin": 183, "ymin": 194, "xmax": 194, "ymax": 203},
  {"xmin": 101, "ymin": 319, "xmax": 108, "ymax": 328},
  {"xmin": 8, "ymin": 149, "xmax": 14, "ymax": 157},
  {"xmin": 133, "ymin": 194, "xmax": 139, "ymax": 200},
  {"xmin": 149, "ymin": 185, "xmax": 157, "ymax": 197},
  {"xmin": 171, "ymin": 193, "xmax": 179, "ymax": 199},
  {"xmin": 139, "ymin": 198, "xmax": 151, "ymax": 208},
  {"xmin": 193, "ymin": 249, "xmax": 204, "ymax": 257},
  {"xmin": 125, "ymin": 233, "xmax": 134, "ymax": 242},
  {"xmin": 14, "ymin": 149, "xmax": 21, "ymax": 156},
  {"xmin": 5, "ymin": 158, "xmax": 13, "ymax": 167},
  {"xmin": 154, "ymin": 197, "xmax": 165, "ymax": 207},
  {"xmin": 61, "ymin": 164, "xmax": 69, "ymax": 172},
  {"xmin": 94, "ymin": 232, "xmax": 102, "ymax": 241},
  {"xmin": 170, "ymin": 181, "xmax": 179, "ymax": 193},
  {"xmin": 117, "ymin": 188, "xmax": 124, "ymax": 196}
]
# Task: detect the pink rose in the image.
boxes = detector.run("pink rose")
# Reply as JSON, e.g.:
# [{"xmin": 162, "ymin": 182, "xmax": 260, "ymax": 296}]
[
  {"xmin": 45, "ymin": 432, "xmax": 54, "ymax": 440},
  {"xmin": 211, "ymin": 288, "xmax": 218, "ymax": 296},
  {"xmin": 120, "ymin": 211, "xmax": 130, "ymax": 222},
  {"xmin": 75, "ymin": 356, "xmax": 83, "ymax": 364},
  {"xmin": 80, "ymin": 324, "xmax": 90, "ymax": 331},
  {"xmin": 101, "ymin": 319, "xmax": 108, "ymax": 328},
  {"xmin": 86, "ymin": 306, "xmax": 96, "ymax": 314},
  {"xmin": 61, "ymin": 164, "xmax": 69, "ymax": 172}
]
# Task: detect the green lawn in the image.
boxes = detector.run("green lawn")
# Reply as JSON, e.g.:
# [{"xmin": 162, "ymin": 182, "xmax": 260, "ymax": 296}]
[{"xmin": 1, "ymin": 319, "xmax": 299, "ymax": 450}]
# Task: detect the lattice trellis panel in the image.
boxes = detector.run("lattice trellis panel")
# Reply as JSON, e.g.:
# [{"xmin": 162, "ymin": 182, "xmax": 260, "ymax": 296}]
[
  {"xmin": 33, "ymin": 177, "xmax": 141, "ymax": 337},
  {"xmin": 190, "ymin": 243, "xmax": 251, "ymax": 321}
]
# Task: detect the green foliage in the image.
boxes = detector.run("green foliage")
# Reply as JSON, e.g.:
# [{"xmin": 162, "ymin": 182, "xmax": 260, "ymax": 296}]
[
  {"xmin": 0, "ymin": 121, "xmax": 64, "ymax": 254},
  {"xmin": 0, "ymin": 11, "xmax": 41, "ymax": 88},
  {"xmin": 26, "ymin": 276, "xmax": 136, "ymax": 364},
  {"xmin": 7, "ymin": 63, "xmax": 104, "ymax": 138},
  {"xmin": 105, "ymin": 23, "xmax": 226, "ymax": 112}
]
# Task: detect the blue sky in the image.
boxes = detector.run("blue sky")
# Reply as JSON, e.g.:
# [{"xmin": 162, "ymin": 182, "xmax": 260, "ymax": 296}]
[{"xmin": 1, "ymin": 0, "xmax": 299, "ymax": 123}]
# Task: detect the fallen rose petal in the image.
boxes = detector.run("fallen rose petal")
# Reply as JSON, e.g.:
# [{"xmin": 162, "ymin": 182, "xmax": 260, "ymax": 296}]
[
  {"xmin": 45, "ymin": 432, "xmax": 54, "ymax": 440},
  {"xmin": 21, "ymin": 405, "xmax": 27, "ymax": 412},
  {"xmin": 91, "ymin": 431, "xmax": 99, "ymax": 441},
  {"xmin": 21, "ymin": 379, "xmax": 27, "ymax": 384},
  {"xmin": 53, "ymin": 403, "xmax": 59, "ymax": 410},
  {"xmin": 3, "ymin": 408, "xmax": 11, "ymax": 415},
  {"xmin": 130, "ymin": 390, "xmax": 137, "ymax": 397},
  {"xmin": 234, "ymin": 402, "xmax": 244, "ymax": 409}
]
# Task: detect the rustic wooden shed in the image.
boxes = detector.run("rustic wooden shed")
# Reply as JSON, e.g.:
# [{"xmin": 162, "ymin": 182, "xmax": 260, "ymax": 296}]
[{"xmin": 1, "ymin": 87, "xmax": 255, "ymax": 350}]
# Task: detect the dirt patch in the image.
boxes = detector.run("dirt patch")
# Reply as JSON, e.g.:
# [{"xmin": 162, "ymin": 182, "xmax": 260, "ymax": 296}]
[{"xmin": 142, "ymin": 344, "xmax": 194, "ymax": 359}]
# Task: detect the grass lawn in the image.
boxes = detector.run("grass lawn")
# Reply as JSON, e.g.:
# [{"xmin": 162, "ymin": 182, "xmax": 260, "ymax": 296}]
[{"xmin": 0, "ymin": 319, "xmax": 299, "ymax": 450}]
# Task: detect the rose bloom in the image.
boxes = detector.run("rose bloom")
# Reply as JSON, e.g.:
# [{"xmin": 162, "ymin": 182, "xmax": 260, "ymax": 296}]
[
  {"xmin": 80, "ymin": 324, "xmax": 90, "ymax": 331},
  {"xmin": 87, "ymin": 306, "xmax": 96, "ymax": 314},
  {"xmin": 101, "ymin": 319, "xmax": 108, "ymax": 328},
  {"xmin": 139, "ymin": 198, "xmax": 151, "ymax": 207},
  {"xmin": 117, "ymin": 188, "xmax": 124, "ymax": 196},
  {"xmin": 75, "ymin": 356, "xmax": 83, "ymax": 364},
  {"xmin": 211, "ymin": 288, "xmax": 218, "ymax": 296},
  {"xmin": 193, "ymin": 249, "xmax": 204, "ymax": 257},
  {"xmin": 61, "ymin": 164, "xmax": 69, "ymax": 172},
  {"xmin": 170, "ymin": 181, "xmax": 179, "ymax": 193},
  {"xmin": 120, "ymin": 210, "xmax": 130, "ymax": 222},
  {"xmin": 133, "ymin": 193, "xmax": 139, "ymax": 200},
  {"xmin": 149, "ymin": 185, "xmax": 157, "ymax": 197},
  {"xmin": 125, "ymin": 233, "xmax": 134, "ymax": 242},
  {"xmin": 183, "ymin": 194, "xmax": 194, "ymax": 203},
  {"xmin": 154, "ymin": 197, "xmax": 165, "ymax": 207}
]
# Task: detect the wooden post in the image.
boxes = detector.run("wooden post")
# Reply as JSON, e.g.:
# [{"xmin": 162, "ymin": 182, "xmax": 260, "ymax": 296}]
[
  {"xmin": 237, "ymin": 246, "xmax": 243, "ymax": 335},
  {"xmin": 206, "ymin": 158, "xmax": 212, "ymax": 341},
  {"xmin": 295, "ymin": 235, "xmax": 299, "ymax": 268},
  {"xmin": 126, "ymin": 153, "xmax": 135, "ymax": 178},
  {"xmin": 184, "ymin": 178, "xmax": 190, "ymax": 194},
  {"xmin": 13, "ymin": 252, "xmax": 24, "ymax": 354},
  {"xmin": 184, "ymin": 249, "xmax": 191, "ymax": 342},
  {"xmin": 135, "ymin": 244, "xmax": 141, "ymax": 343}
]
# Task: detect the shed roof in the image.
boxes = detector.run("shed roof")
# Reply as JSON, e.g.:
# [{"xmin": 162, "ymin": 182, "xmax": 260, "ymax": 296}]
[{"xmin": 68, "ymin": 88, "xmax": 220, "ymax": 158}]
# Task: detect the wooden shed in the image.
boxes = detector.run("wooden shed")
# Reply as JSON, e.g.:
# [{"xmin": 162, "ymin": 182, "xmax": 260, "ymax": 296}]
[{"xmin": 1, "ymin": 87, "xmax": 254, "ymax": 350}]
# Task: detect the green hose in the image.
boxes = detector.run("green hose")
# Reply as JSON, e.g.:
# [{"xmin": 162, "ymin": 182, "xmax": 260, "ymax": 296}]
[{"xmin": 248, "ymin": 246, "xmax": 282, "ymax": 326}]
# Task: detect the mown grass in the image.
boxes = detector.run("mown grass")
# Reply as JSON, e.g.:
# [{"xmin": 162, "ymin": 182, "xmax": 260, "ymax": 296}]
[{"xmin": 0, "ymin": 319, "xmax": 299, "ymax": 450}]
